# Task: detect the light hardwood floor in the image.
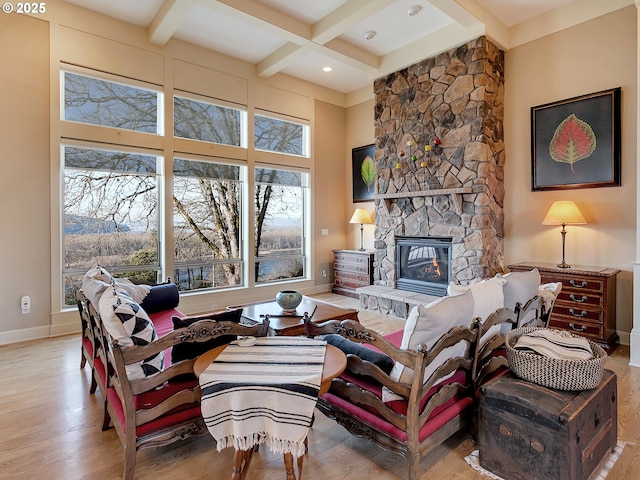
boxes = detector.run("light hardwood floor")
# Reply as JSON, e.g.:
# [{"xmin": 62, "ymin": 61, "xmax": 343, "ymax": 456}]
[{"xmin": 0, "ymin": 292, "xmax": 638, "ymax": 480}]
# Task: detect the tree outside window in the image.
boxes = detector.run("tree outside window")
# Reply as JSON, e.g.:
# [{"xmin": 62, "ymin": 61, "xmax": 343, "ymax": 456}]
[{"xmin": 61, "ymin": 68, "xmax": 311, "ymax": 306}]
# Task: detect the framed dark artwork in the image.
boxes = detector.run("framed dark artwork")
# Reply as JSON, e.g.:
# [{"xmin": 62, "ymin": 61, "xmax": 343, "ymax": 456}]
[
  {"xmin": 531, "ymin": 87, "xmax": 621, "ymax": 191},
  {"xmin": 352, "ymin": 144, "xmax": 375, "ymax": 202}
]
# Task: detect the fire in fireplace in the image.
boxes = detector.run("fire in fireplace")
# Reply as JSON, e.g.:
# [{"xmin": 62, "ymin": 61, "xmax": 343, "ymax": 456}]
[{"xmin": 396, "ymin": 236, "xmax": 452, "ymax": 296}]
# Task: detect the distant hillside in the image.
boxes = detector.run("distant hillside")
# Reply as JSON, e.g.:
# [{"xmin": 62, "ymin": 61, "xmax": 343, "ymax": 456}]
[{"xmin": 65, "ymin": 214, "xmax": 130, "ymax": 234}]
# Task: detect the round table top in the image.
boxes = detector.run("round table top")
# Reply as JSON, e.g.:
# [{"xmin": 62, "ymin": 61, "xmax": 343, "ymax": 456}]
[{"xmin": 194, "ymin": 341, "xmax": 346, "ymax": 396}]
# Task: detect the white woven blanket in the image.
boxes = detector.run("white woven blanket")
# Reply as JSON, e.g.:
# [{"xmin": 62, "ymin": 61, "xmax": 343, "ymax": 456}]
[{"xmin": 199, "ymin": 336, "xmax": 326, "ymax": 457}]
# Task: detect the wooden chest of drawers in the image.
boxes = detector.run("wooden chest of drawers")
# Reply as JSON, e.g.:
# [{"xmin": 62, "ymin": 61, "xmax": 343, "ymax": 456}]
[
  {"xmin": 479, "ymin": 369, "xmax": 617, "ymax": 480},
  {"xmin": 332, "ymin": 250, "xmax": 373, "ymax": 298},
  {"xmin": 508, "ymin": 262, "xmax": 620, "ymax": 350}
]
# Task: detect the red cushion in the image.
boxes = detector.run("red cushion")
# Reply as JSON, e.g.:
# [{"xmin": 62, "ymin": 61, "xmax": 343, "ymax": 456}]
[
  {"xmin": 338, "ymin": 369, "xmax": 468, "ymax": 416},
  {"xmin": 82, "ymin": 337, "xmax": 94, "ymax": 359},
  {"xmin": 321, "ymin": 391, "xmax": 472, "ymax": 442},
  {"xmin": 94, "ymin": 357, "xmax": 107, "ymax": 390},
  {"xmin": 383, "ymin": 329, "xmax": 404, "ymax": 347},
  {"xmin": 149, "ymin": 308, "xmax": 185, "ymax": 367},
  {"xmin": 107, "ymin": 377, "xmax": 201, "ymax": 437},
  {"xmin": 149, "ymin": 308, "xmax": 184, "ymax": 337}
]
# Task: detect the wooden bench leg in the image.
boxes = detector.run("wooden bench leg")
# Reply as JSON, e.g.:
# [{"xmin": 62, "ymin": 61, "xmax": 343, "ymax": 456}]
[
  {"xmin": 283, "ymin": 436, "xmax": 308, "ymax": 480},
  {"xmin": 283, "ymin": 453, "xmax": 296, "ymax": 480},
  {"xmin": 231, "ymin": 445, "xmax": 258, "ymax": 480}
]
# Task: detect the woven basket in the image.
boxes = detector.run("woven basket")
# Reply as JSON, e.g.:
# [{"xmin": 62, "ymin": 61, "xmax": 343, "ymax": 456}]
[{"xmin": 505, "ymin": 327, "xmax": 607, "ymax": 391}]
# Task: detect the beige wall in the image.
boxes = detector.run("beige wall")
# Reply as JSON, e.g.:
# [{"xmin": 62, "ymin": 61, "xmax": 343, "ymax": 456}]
[
  {"xmin": 0, "ymin": 14, "xmax": 51, "ymax": 342},
  {"xmin": 345, "ymin": 99, "xmax": 376, "ymax": 251},
  {"xmin": 0, "ymin": 4, "xmax": 349, "ymax": 342},
  {"xmin": 503, "ymin": 7, "xmax": 637, "ymax": 340}
]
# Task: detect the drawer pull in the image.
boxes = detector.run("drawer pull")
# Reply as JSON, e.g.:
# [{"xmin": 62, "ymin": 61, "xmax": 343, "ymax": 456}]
[
  {"xmin": 569, "ymin": 309, "xmax": 587, "ymax": 318},
  {"xmin": 570, "ymin": 279, "xmax": 588, "ymax": 288},
  {"xmin": 569, "ymin": 322, "xmax": 587, "ymax": 332},
  {"xmin": 569, "ymin": 294, "xmax": 588, "ymax": 303}
]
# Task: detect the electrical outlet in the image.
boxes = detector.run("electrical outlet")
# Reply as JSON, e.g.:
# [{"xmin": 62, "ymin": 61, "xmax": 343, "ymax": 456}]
[
  {"xmin": 21, "ymin": 295, "xmax": 30, "ymax": 314},
  {"xmin": 321, "ymin": 269, "xmax": 327, "ymax": 278},
  {"xmin": 210, "ymin": 304, "xmax": 219, "ymax": 310}
]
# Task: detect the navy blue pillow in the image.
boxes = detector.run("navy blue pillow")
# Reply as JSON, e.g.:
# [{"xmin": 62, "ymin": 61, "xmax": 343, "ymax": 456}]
[
  {"xmin": 324, "ymin": 334, "xmax": 394, "ymax": 374},
  {"xmin": 170, "ymin": 309, "xmax": 242, "ymax": 364},
  {"xmin": 140, "ymin": 283, "xmax": 179, "ymax": 314}
]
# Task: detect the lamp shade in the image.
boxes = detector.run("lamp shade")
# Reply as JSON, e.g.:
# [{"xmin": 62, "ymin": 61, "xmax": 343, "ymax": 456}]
[
  {"xmin": 542, "ymin": 201, "xmax": 587, "ymax": 226},
  {"xmin": 349, "ymin": 208, "xmax": 373, "ymax": 225}
]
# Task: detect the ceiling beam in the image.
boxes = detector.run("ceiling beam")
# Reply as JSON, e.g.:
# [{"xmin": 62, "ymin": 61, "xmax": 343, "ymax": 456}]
[
  {"xmin": 149, "ymin": 0, "xmax": 196, "ymax": 45},
  {"xmin": 211, "ymin": 0, "xmax": 311, "ymax": 44},
  {"xmin": 311, "ymin": 0, "xmax": 394, "ymax": 44},
  {"xmin": 257, "ymin": 42, "xmax": 310, "ymax": 78},
  {"xmin": 434, "ymin": 0, "xmax": 485, "ymax": 28}
]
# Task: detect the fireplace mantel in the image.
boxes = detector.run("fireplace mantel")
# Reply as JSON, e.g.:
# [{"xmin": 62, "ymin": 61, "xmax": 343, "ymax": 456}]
[{"xmin": 375, "ymin": 187, "xmax": 472, "ymax": 214}]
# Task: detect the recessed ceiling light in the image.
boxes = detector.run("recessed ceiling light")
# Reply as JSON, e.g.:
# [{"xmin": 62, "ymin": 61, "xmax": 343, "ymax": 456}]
[
  {"xmin": 363, "ymin": 30, "xmax": 376, "ymax": 40},
  {"xmin": 322, "ymin": 66, "xmax": 332, "ymax": 72},
  {"xmin": 408, "ymin": 5, "xmax": 421, "ymax": 16}
]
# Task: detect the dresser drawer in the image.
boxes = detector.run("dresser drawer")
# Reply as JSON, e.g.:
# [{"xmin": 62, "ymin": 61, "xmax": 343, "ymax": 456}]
[
  {"xmin": 553, "ymin": 303, "xmax": 603, "ymax": 324},
  {"xmin": 556, "ymin": 290, "xmax": 603, "ymax": 308},
  {"xmin": 541, "ymin": 274, "xmax": 604, "ymax": 293},
  {"xmin": 334, "ymin": 277, "xmax": 369, "ymax": 290},
  {"xmin": 334, "ymin": 270, "xmax": 371, "ymax": 286},
  {"xmin": 334, "ymin": 261, "xmax": 370, "ymax": 274},
  {"xmin": 549, "ymin": 317, "xmax": 604, "ymax": 341},
  {"xmin": 334, "ymin": 251, "xmax": 371, "ymax": 265}
]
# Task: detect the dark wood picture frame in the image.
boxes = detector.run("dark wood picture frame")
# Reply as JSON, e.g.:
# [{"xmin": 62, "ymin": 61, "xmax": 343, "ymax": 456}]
[
  {"xmin": 352, "ymin": 144, "xmax": 376, "ymax": 202},
  {"xmin": 531, "ymin": 87, "xmax": 621, "ymax": 191}
]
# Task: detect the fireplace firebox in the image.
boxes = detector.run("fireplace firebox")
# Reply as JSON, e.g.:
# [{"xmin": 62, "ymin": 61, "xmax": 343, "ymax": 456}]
[{"xmin": 396, "ymin": 236, "xmax": 452, "ymax": 296}]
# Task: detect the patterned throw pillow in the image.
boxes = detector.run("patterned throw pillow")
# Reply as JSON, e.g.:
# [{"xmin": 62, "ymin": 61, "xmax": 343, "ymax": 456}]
[{"xmin": 99, "ymin": 286, "xmax": 164, "ymax": 380}]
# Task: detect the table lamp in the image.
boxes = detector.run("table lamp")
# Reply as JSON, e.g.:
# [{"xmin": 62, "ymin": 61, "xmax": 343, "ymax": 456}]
[
  {"xmin": 542, "ymin": 201, "xmax": 587, "ymax": 268},
  {"xmin": 349, "ymin": 208, "xmax": 373, "ymax": 251}
]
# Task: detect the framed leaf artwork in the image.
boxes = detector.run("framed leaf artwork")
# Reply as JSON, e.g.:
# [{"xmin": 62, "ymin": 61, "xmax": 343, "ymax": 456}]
[
  {"xmin": 531, "ymin": 87, "xmax": 621, "ymax": 191},
  {"xmin": 352, "ymin": 144, "xmax": 375, "ymax": 202}
]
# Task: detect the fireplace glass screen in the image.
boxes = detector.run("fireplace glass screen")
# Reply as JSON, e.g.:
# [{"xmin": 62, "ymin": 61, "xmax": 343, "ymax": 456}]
[{"xmin": 396, "ymin": 236, "xmax": 451, "ymax": 296}]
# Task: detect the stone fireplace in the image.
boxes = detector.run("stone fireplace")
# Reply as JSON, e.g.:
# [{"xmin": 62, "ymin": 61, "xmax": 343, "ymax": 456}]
[{"xmin": 359, "ymin": 36, "xmax": 505, "ymax": 318}]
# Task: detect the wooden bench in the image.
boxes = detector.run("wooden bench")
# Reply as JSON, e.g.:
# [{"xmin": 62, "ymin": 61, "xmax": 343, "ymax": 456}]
[{"xmin": 303, "ymin": 296, "xmax": 547, "ymax": 480}]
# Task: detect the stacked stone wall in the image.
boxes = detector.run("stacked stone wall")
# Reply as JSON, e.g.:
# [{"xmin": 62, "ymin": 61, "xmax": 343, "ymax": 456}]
[{"xmin": 373, "ymin": 36, "xmax": 505, "ymax": 286}]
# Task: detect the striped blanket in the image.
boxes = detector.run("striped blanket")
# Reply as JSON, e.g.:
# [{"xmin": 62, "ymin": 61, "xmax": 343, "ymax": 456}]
[
  {"xmin": 514, "ymin": 328, "xmax": 594, "ymax": 360},
  {"xmin": 199, "ymin": 336, "xmax": 327, "ymax": 456}
]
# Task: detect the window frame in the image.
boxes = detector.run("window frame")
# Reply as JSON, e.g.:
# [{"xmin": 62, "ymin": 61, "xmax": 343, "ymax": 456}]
[
  {"xmin": 60, "ymin": 65, "xmax": 165, "ymax": 136},
  {"xmin": 254, "ymin": 109, "xmax": 310, "ymax": 158},
  {"xmin": 172, "ymin": 155, "xmax": 247, "ymax": 292},
  {"xmin": 61, "ymin": 140, "xmax": 163, "ymax": 305},
  {"xmin": 173, "ymin": 91, "xmax": 248, "ymax": 148},
  {"xmin": 253, "ymin": 164, "xmax": 310, "ymax": 286}
]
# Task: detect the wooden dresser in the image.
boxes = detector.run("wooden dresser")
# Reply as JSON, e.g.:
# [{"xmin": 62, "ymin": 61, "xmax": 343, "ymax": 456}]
[
  {"xmin": 332, "ymin": 250, "xmax": 374, "ymax": 298},
  {"xmin": 508, "ymin": 262, "xmax": 619, "ymax": 350}
]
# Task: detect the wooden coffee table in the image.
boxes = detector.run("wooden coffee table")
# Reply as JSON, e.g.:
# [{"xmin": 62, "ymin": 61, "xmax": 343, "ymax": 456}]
[{"xmin": 241, "ymin": 297, "xmax": 359, "ymax": 336}]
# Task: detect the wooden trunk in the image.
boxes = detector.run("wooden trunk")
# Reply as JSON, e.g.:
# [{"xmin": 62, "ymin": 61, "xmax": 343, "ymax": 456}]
[{"xmin": 478, "ymin": 370, "xmax": 617, "ymax": 480}]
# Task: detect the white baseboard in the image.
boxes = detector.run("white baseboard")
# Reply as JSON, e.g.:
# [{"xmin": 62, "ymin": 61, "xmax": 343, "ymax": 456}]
[
  {"xmin": 618, "ymin": 330, "xmax": 630, "ymax": 346},
  {"xmin": 0, "ymin": 325, "xmax": 52, "ymax": 346}
]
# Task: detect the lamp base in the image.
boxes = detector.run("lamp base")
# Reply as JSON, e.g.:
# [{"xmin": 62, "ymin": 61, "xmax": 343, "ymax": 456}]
[{"xmin": 557, "ymin": 262, "xmax": 572, "ymax": 269}]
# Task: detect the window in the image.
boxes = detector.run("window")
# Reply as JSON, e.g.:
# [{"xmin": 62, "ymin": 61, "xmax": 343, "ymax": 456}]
[
  {"xmin": 254, "ymin": 112, "xmax": 309, "ymax": 156},
  {"xmin": 63, "ymin": 144, "xmax": 160, "ymax": 305},
  {"xmin": 58, "ymin": 65, "xmax": 313, "ymax": 308},
  {"xmin": 174, "ymin": 94, "xmax": 246, "ymax": 146},
  {"xmin": 254, "ymin": 166, "xmax": 308, "ymax": 283},
  {"xmin": 62, "ymin": 70, "xmax": 162, "ymax": 134},
  {"xmin": 173, "ymin": 158, "xmax": 244, "ymax": 291}
]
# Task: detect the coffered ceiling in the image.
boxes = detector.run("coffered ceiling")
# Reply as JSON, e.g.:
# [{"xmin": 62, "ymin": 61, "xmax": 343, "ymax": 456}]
[{"xmin": 62, "ymin": 0, "xmax": 630, "ymax": 94}]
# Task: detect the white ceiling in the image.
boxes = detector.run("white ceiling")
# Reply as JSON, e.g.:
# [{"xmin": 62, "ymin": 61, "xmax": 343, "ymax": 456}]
[{"xmin": 62, "ymin": 0, "xmax": 622, "ymax": 94}]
